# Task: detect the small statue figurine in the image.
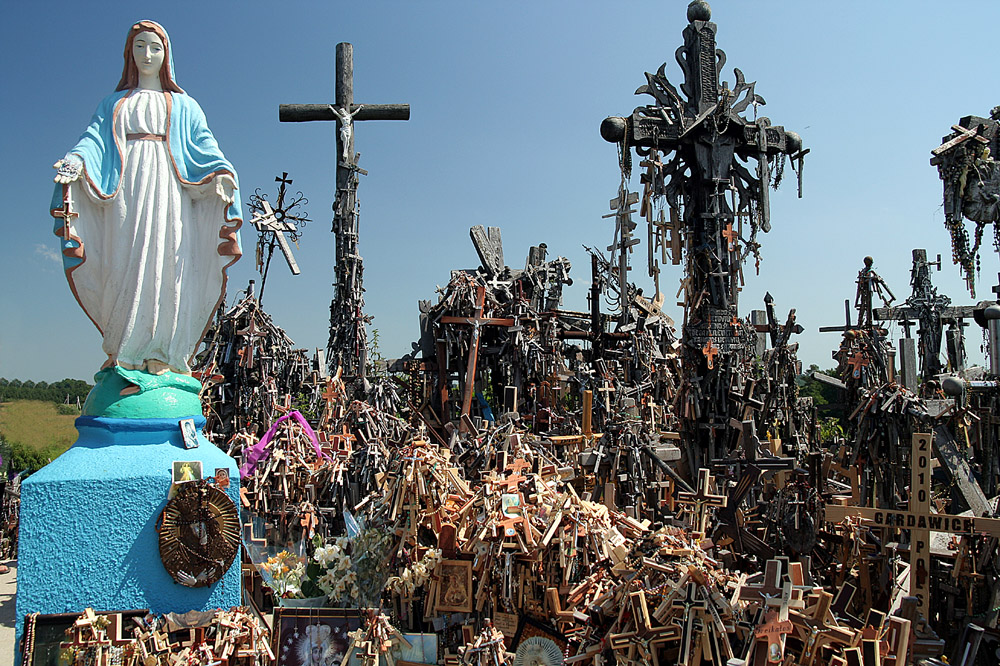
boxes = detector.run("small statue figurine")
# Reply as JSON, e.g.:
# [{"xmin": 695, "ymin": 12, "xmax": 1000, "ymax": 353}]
[{"xmin": 50, "ymin": 20, "xmax": 242, "ymax": 416}]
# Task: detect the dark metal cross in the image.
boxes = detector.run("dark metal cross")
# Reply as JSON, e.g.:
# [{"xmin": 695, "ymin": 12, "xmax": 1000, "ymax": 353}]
[{"xmin": 279, "ymin": 43, "xmax": 410, "ymax": 382}]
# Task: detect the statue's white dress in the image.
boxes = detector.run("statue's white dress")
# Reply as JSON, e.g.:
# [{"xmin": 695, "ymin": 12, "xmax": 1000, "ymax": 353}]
[{"xmin": 67, "ymin": 90, "xmax": 228, "ymax": 373}]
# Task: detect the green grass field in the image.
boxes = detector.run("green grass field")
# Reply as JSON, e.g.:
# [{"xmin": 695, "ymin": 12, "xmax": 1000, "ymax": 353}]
[{"xmin": 0, "ymin": 400, "xmax": 79, "ymax": 453}]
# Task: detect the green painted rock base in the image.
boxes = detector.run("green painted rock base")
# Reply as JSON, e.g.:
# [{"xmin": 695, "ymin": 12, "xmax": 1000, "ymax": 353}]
[{"xmin": 81, "ymin": 367, "xmax": 203, "ymax": 418}]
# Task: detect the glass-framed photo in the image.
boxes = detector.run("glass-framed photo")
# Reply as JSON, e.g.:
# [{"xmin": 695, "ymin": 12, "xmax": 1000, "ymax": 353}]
[
  {"xmin": 272, "ymin": 608, "xmax": 363, "ymax": 666},
  {"xmin": 178, "ymin": 418, "xmax": 199, "ymax": 449},
  {"xmin": 435, "ymin": 559, "xmax": 473, "ymax": 613}
]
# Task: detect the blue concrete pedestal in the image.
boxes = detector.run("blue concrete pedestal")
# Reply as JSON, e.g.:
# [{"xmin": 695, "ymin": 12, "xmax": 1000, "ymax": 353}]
[{"xmin": 15, "ymin": 415, "xmax": 241, "ymax": 659}]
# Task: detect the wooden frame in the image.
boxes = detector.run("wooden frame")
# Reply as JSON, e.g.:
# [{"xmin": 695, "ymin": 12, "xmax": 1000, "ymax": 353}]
[
  {"xmin": 21, "ymin": 610, "xmax": 147, "ymax": 666},
  {"xmin": 434, "ymin": 560, "xmax": 474, "ymax": 613},
  {"xmin": 271, "ymin": 607, "xmax": 362, "ymax": 666},
  {"xmin": 435, "ymin": 560, "xmax": 474, "ymax": 613}
]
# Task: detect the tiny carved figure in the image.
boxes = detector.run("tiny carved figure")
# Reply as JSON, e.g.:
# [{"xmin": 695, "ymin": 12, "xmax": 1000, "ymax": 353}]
[{"xmin": 50, "ymin": 20, "xmax": 242, "ymax": 407}]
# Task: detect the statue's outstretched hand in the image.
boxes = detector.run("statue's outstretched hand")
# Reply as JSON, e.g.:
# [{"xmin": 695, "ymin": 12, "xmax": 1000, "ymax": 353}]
[
  {"xmin": 215, "ymin": 174, "xmax": 236, "ymax": 205},
  {"xmin": 53, "ymin": 155, "xmax": 84, "ymax": 184}
]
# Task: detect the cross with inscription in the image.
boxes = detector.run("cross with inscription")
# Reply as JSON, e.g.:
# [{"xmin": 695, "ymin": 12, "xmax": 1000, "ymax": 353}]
[
  {"xmin": 826, "ymin": 432, "xmax": 1000, "ymax": 615},
  {"xmin": 280, "ymin": 43, "xmax": 409, "ymax": 381}
]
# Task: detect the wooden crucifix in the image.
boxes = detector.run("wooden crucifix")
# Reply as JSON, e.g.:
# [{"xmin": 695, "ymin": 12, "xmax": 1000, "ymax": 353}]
[
  {"xmin": 440, "ymin": 284, "xmax": 515, "ymax": 432},
  {"xmin": 279, "ymin": 42, "xmax": 409, "ymax": 380},
  {"xmin": 826, "ymin": 432, "xmax": 1000, "ymax": 615},
  {"xmin": 608, "ymin": 589, "xmax": 680, "ymax": 666},
  {"xmin": 676, "ymin": 467, "xmax": 727, "ymax": 537}
]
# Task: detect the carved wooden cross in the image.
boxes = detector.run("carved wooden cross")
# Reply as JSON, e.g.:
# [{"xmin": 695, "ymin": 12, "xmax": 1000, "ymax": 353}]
[
  {"xmin": 677, "ymin": 467, "xmax": 727, "ymax": 536},
  {"xmin": 787, "ymin": 591, "xmax": 856, "ymax": 666},
  {"xmin": 722, "ymin": 222, "xmax": 738, "ymax": 251},
  {"xmin": 702, "ymin": 339, "xmax": 720, "ymax": 370},
  {"xmin": 440, "ymin": 284, "xmax": 514, "ymax": 431},
  {"xmin": 608, "ymin": 589, "xmax": 680, "ymax": 666}
]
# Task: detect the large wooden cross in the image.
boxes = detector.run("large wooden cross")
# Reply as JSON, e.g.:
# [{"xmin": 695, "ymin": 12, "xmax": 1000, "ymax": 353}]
[
  {"xmin": 279, "ymin": 42, "xmax": 409, "ymax": 380},
  {"xmin": 440, "ymin": 284, "xmax": 515, "ymax": 431},
  {"xmin": 279, "ymin": 43, "xmax": 409, "ymax": 157},
  {"xmin": 826, "ymin": 432, "xmax": 1000, "ymax": 615}
]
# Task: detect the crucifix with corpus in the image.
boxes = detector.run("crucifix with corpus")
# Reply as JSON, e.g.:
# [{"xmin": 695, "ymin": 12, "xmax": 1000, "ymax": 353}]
[
  {"xmin": 280, "ymin": 42, "xmax": 409, "ymax": 381},
  {"xmin": 439, "ymin": 284, "xmax": 515, "ymax": 432}
]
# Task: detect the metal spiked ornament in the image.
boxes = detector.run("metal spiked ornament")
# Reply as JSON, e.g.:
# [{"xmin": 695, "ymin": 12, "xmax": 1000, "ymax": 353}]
[{"xmin": 248, "ymin": 172, "xmax": 310, "ymax": 302}]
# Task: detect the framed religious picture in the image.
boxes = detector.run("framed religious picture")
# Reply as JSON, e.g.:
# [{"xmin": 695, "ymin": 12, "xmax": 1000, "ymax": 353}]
[
  {"xmin": 172, "ymin": 460, "xmax": 202, "ymax": 484},
  {"xmin": 272, "ymin": 608, "xmax": 363, "ymax": 666},
  {"xmin": 179, "ymin": 418, "xmax": 199, "ymax": 449},
  {"xmin": 435, "ymin": 559, "xmax": 473, "ymax": 613}
]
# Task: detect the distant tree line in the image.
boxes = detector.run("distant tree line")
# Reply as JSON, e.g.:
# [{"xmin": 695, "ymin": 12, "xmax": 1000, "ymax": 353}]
[
  {"xmin": 0, "ymin": 378, "xmax": 92, "ymax": 405},
  {"xmin": 0, "ymin": 435, "xmax": 53, "ymax": 476}
]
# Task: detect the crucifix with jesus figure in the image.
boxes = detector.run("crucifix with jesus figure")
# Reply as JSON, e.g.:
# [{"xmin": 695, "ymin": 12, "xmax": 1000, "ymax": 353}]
[{"xmin": 280, "ymin": 42, "xmax": 409, "ymax": 382}]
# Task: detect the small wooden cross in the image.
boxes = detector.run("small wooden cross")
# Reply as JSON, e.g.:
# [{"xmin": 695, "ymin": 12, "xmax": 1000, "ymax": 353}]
[
  {"xmin": 676, "ymin": 468, "xmax": 727, "ymax": 537},
  {"xmin": 788, "ymin": 591, "xmax": 856, "ymax": 666},
  {"xmin": 722, "ymin": 222, "xmax": 738, "ymax": 251},
  {"xmin": 754, "ymin": 609, "xmax": 794, "ymax": 664},
  {"xmin": 609, "ymin": 589, "xmax": 680, "ymax": 666},
  {"xmin": 702, "ymin": 340, "xmax": 720, "ymax": 370},
  {"xmin": 845, "ymin": 351, "xmax": 870, "ymax": 378}
]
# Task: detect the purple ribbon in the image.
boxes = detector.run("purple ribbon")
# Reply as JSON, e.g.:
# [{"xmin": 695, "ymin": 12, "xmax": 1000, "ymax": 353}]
[{"xmin": 239, "ymin": 410, "xmax": 330, "ymax": 476}]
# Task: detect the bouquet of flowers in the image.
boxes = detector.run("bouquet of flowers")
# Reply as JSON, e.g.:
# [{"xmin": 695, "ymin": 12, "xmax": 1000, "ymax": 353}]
[
  {"xmin": 260, "ymin": 549, "xmax": 307, "ymax": 598},
  {"xmin": 301, "ymin": 511, "xmax": 394, "ymax": 606},
  {"xmin": 386, "ymin": 548, "xmax": 443, "ymax": 597}
]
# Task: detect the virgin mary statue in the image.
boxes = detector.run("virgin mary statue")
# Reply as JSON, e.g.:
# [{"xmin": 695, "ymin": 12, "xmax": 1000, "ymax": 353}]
[{"xmin": 50, "ymin": 20, "xmax": 241, "ymax": 411}]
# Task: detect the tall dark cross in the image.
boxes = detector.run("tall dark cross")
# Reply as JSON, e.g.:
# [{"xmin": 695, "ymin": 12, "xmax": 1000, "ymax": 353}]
[
  {"xmin": 600, "ymin": 1, "xmax": 805, "ymax": 466},
  {"xmin": 874, "ymin": 249, "xmax": 977, "ymax": 386},
  {"xmin": 280, "ymin": 42, "xmax": 409, "ymax": 382}
]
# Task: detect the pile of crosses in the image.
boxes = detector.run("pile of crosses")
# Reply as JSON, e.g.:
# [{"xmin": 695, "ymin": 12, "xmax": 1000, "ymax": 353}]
[
  {"xmin": 183, "ymin": 3, "xmax": 1000, "ymax": 663},
  {"xmin": 26, "ymin": 607, "xmax": 272, "ymax": 666},
  {"xmin": 195, "ymin": 281, "xmax": 321, "ymax": 455},
  {"xmin": 0, "ymin": 471, "xmax": 21, "ymax": 562}
]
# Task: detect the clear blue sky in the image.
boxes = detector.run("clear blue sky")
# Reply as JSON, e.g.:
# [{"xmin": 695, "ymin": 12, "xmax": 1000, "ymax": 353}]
[{"xmin": 3, "ymin": 1, "xmax": 1000, "ymax": 382}]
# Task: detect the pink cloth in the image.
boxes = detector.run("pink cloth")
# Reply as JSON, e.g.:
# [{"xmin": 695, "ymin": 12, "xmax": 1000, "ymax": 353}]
[{"xmin": 239, "ymin": 410, "xmax": 329, "ymax": 476}]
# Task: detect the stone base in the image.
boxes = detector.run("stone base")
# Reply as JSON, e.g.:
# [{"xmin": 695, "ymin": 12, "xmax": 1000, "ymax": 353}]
[{"xmin": 15, "ymin": 415, "xmax": 241, "ymax": 661}]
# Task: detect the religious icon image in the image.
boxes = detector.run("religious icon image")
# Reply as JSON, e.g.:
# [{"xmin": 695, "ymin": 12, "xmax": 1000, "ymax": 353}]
[
  {"xmin": 50, "ymin": 19, "xmax": 242, "ymax": 417},
  {"xmin": 178, "ymin": 418, "xmax": 199, "ymax": 449},
  {"xmin": 273, "ymin": 610, "xmax": 362, "ymax": 666},
  {"xmin": 172, "ymin": 460, "xmax": 202, "ymax": 484},
  {"xmin": 435, "ymin": 559, "xmax": 472, "ymax": 613}
]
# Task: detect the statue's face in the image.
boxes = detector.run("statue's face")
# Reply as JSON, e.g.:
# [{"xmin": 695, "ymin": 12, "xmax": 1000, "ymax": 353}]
[{"xmin": 133, "ymin": 31, "xmax": 165, "ymax": 80}]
